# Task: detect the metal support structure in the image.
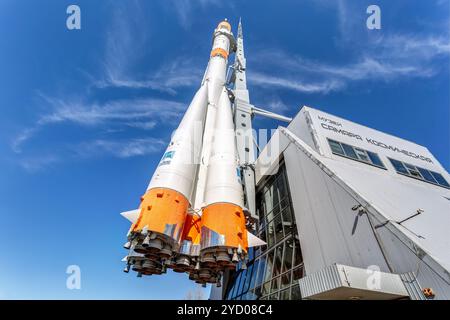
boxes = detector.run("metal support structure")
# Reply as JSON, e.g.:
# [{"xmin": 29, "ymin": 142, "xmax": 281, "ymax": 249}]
[
  {"xmin": 231, "ymin": 19, "xmax": 257, "ymax": 222},
  {"xmin": 230, "ymin": 19, "xmax": 292, "ymax": 223}
]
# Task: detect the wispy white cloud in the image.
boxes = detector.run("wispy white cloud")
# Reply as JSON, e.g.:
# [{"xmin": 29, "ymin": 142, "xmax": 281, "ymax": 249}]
[
  {"xmin": 11, "ymin": 95, "xmax": 185, "ymax": 153},
  {"xmin": 249, "ymin": 72, "xmax": 343, "ymax": 94},
  {"xmin": 253, "ymin": 0, "xmax": 449, "ymax": 96},
  {"xmin": 265, "ymin": 96, "xmax": 290, "ymax": 113},
  {"xmin": 307, "ymin": 0, "xmax": 355, "ymax": 43},
  {"xmin": 92, "ymin": 2, "xmax": 204, "ymax": 94},
  {"xmin": 19, "ymin": 154, "xmax": 60, "ymax": 172},
  {"xmin": 11, "ymin": 128, "xmax": 38, "ymax": 153},
  {"xmin": 16, "ymin": 137, "xmax": 166, "ymax": 172},
  {"xmin": 250, "ymin": 32, "xmax": 449, "ymax": 94},
  {"xmin": 299, "ymin": 56, "xmax": 435, "ymax": 81},
  {"xmin": 76, "ymin": 138, "xmax": 166, "ymax": 159},
  {"xmin": 373, "ymin": 34, "xmax": 450, "ymax": 59},
  {"xmin": 96, "ymin": 58, "xmax": 203, "ymax": 94},
  {"xmin": 102, "ymin": 3, "xmax": 150, "ymax": 80},
  {"xmin": 124, "ymin": 121, "xmax": 157, "ymax": 130},
  {"xmin": 166, "ymin": 0, "xmax": 224, "ymax": 30},
  {"xmin": 38, "ymin": 95, "xmax": 185, "ymax": 126},
  {"xmin": 11, "ymin": 2, "xmax": 200, "ymax": 170}
]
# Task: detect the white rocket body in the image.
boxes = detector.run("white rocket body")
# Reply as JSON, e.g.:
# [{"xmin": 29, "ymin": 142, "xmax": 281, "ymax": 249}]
[
  {"xmin": 194, "ymin": 24, "xmax": 235, "ymax": 210},
  {"xmin": 144, "ymin": 22, "xmax": 235, "ymax": 206},
  {"xmin": 147, "ymin": 84, "xmax": 208, "ymax": 201},
  {"xmin": 203, "ymin": 88, "xmax": 244, "ymax": 207},
  {"xmin": 122, "ymin": 20, "xmax": 264, "ymax": 284}
]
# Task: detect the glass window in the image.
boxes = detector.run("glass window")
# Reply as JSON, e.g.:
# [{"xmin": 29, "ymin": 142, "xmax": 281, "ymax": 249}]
[
  {"xmin": 254, "ymin": 286, "xmax": 262, "ymax": 299},
  {"xmin": 271, "ymin": 179, "xmax": 280, "ymax": 207},
  {"xmin": 254, "ymin": 246, "xmax": 262, "ymax": 259},
  {"xmin": 282, "ymin": 238, "xmax": 294, "ymax": 273},
  {"xmin": 274, "ymin": 214, "xmax": 284, "ymax": 243},
  {"xmin": 273, "ymin": 245, "xmax": 283, "ymax": 277},
  {"xmin": 268, "ymin": 205, "xmax": 281, "ymax": 221},
  {"xmin": 291, "ymin": 285, "xmax": 301, "ymax": 300},
  {"xmin": 231, "ymin": 273, "xmax": 241, "ymax": 298},
  {"xmin": 246, "ymin": 291, "xmax": 257, "ymax": 300},
  {"xmin": 328, "ymin": 139, "xmax": 345, "ymax": 155},
  {"xmin": 234, "ymin": 163, "xmax": 304, "ymax": 301},
  {"xmin": 280, "ymin": 196, "xmax": 290, "ymax": 211},
  {"xmin": 262, "ymin": 281, "xmax": 271, "ymax": 296},
  {"xmin": 430, "ymin": 171, "xmax": 450, "ymax": 187},
  {"xmin": 341, "ymin": 143, "xmax": 357, "ymax": 159},
  {"xmin": 264, "ymin": 188, "xmax": 274, "ymax": 217},
  {"xmin": 258, "ymin": 214, "xmax": 267, "ymax": 233},
  {"xmin": 293, "ymin": 265, "xmax": 304, "ymax": 281},
  {"xmin": 237, "ymin": 269, "xmax": 247, "ymax": 296},
  {"xmin": 329, "ymin": 139, "xmax": 385, "ymax": 169},
  {"xmin": 249, "ymin": 260, "xmax": 259, "ymax": 290},
  {"xmin": 417, "ymin": 167, "xmax": 438, "ymax": 184},
  {"xmin": 258, "ymin": 227, "xmax": 267, "ymax": 243},
  {"xmin": 247, "ymin": 247, "xmax": 255, "ymax": 261},
  {"xmin": 282, "ymin": 208, "xmax": 295, "ymax": 237},
  {"xmin": 367, "ymin": 151, "xmax": 385, "ymax": 167},
  {"xmin": 281, "ymin": 206, "xmax": 293, "ymax": 227},
  {"xmin": 256, "ymin": 198, "xmax": 265, "ymax": 221},
  {"xmin": 354, "ymin": 148, "xmax": 370, "ymax": 162},
  {"xmin": 280, "ymin": 288, "xmax": 290, "ymax": 300},
  {"xmin": 264, "ymin": 250, "xmax": 274, "ymax": 283},
  {"xmin": 269, "ymin": 292, "xmax": 279, "ymax": 300},
  {"xmin": 277, "ymin": 176, "xmax": 287, "ymax": 201},
  {"xmin": 271, "ymin": 276, "xmax": 280, "ymax": 292},
  {"xmin": 242, "ymin": 264, "xmax": 253, "ymax": 294},
  {"xmin": 226, "ymin": 282, "xmax": 234, "ymax": 300},
  {"xmin": 281, "ymin": 271, "xmax": 291, "ymax": 289},
  {"xmin": 404, "ymin": 163, "xmax": 423, "ymax": 179},
  {"xmin": 293, "ymin": 238, "xmax": 303, "ymax": 267},
  {"xmin": 389, "ymin": 159, "xmax": 449, "ymax": 189},
  {"xmin": 389, "ymin": 158, "xmax": 409, "ymax": 174},
  {"xmin": 255, "ymin": 256, "xmax": 266, "ymax": 288},
  {"xmin": 266, "ymin": 220, "xmax": 275, "ymax": 248}
]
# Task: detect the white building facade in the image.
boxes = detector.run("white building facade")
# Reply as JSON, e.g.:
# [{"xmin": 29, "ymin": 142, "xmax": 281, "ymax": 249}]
[{"xmin": 220, "ymin": 106, "xmax": 450, "ymax": 300}]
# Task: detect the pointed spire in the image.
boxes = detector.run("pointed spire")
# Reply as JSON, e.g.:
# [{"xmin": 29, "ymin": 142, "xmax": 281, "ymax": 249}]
[{"xmin": 238, "ymin": 17, "xmax": 243, "ymax": 39}]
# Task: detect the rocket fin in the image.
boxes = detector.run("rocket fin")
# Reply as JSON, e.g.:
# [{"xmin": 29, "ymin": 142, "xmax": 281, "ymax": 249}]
[
  {"xmin": 247, "ymin": 231, "xmax": 267, "ymax": 248},
  {"xmin": 120, "ymin": 209, "xmax": 140, "ymax": 223}
]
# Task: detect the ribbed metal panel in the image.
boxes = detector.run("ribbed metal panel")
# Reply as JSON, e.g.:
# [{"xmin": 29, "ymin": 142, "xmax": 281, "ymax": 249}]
[
  {"xmin": 400, "ymin": 272, "xmax": 426, "ymax": 300},
  {"xmin": 299, "ymin": 264, "xmax": 342, "ymax": 298},
  {"xmin": 300, "ymin": 263, "xmax": 410, "ymax": 299}
]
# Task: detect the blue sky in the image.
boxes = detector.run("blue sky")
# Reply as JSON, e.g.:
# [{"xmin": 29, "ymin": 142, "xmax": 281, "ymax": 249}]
[{"xmin": 0, "ymin": 0, "xmax": 448, "ymax": 299}]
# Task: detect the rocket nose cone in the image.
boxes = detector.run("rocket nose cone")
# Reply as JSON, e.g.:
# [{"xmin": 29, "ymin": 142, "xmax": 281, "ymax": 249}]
[{"xmin": 217, "ymin": 20, "xmax": 231, "ymax": 32}]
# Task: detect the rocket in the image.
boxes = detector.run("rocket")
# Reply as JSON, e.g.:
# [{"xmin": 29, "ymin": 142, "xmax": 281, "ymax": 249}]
[{"xmin": 121, "ymin": 20, "xmax": 264, "ymax": 286}]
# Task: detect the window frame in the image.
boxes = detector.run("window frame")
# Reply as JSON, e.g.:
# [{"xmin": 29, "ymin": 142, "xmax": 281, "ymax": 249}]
[
  {"xmin": 232, "ymin": 163, "xmax": 304, "ymax": 300},
  {"xmin": 430, "ymin": 171, "xmax": 450, "ymax": 188},
  {"xmin": 388, "ymin": 158, "xmax": 450, "ymax": 189},
  {"xmin": 327, "ymin": 138, "xmax": 387, "ymax": 170},
  {"xmin": 354, "ymin": 147, "xmax": 370, "ymax": 162}
]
